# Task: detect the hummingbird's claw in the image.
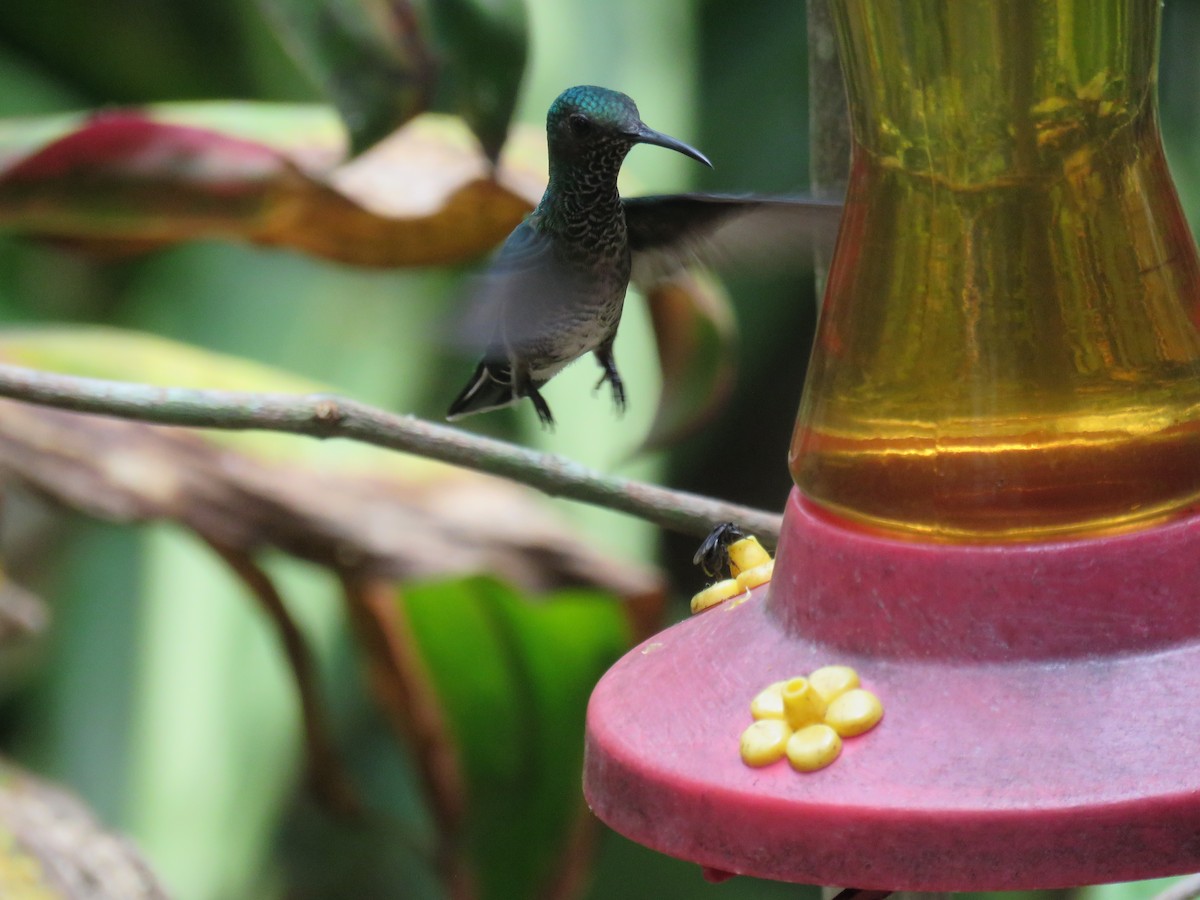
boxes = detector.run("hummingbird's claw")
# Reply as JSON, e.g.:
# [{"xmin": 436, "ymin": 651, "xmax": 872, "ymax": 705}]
[
  {"xmin": 609, "ymin": 374, "xmax": 627, "ymax": 415},
  {"xmin": 528, "ymin": 386, "xmax": 556, "ymax": 429},
  {"xmin": 594, "ymin": 348, "xmax": 627, "ymax": 415}
]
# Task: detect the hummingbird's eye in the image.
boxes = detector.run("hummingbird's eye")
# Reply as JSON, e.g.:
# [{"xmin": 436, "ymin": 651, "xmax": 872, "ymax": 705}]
[{"xmin": 568, "ymin": 113, "xmax": 592, "ymax": 137}]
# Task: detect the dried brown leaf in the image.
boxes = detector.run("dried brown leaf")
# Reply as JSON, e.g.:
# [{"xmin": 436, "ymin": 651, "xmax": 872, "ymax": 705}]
[
  {"xmin": 0, "ymin": 576, "xmax": 48, "ymax": 648},
  {"xmin": 0, "ymin": 401, "xmax": 659, "ymax": 602},
  {"xmin": 0, "ymin": 105, "xmax": 545, "ymax": 267},
  {"xmin": 0, "ymin": 328, "xmax": 658, "ymax": 603}
]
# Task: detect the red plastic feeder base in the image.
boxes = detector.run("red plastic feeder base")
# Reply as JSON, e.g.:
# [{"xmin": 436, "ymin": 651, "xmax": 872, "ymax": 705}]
[{"xmin": 584, "ymin": 489, "xmax": 1200, "ymax": 890}]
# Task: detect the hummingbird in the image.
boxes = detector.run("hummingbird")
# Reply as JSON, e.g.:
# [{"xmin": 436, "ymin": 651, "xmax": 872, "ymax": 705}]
[{"xmin": 447, "ymin": 84, "xmax": 842, "ymax": 427}]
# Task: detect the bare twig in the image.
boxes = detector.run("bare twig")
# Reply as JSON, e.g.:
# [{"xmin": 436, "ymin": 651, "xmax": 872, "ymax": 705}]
[
  {"xmin": 0, "ymin": 363, "xmax": 784, "ymax": 545},
  {"xmin": 202, "ymin": 537, "xmax": 360, "ymax": 816},
  {"xmin": 337, "ymin": 573, "xmax": 464, "ymax": 832},
  {"xmin": 338, "ymin": 572, "xmax": 476, "ymax": 900}
]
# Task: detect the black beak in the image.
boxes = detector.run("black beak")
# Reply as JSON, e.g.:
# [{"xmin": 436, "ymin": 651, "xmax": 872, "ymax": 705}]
[{"xmin": 629, "ymin": 123, "xmax": 713, "ymax": 168}]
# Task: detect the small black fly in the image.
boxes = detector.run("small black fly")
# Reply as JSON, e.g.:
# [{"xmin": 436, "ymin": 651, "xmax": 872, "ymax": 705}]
[{"xmin": 692, "ymin": 522, "xmax": 747, "ymax": 580}]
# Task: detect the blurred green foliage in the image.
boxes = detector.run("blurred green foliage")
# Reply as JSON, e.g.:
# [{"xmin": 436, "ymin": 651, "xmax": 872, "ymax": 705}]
[
  {"xmin": 0, "ymin": 1, "xmax": 1197, "ymax": 899},
  {"xmin": 402, "ymin": 577, "xmax": 630, "ymax": 898}
]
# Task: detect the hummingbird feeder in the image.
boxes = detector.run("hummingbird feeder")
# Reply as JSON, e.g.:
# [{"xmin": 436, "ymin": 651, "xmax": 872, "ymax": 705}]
[{"xmin": 584, "ymin": 0, "xmax": 1200, "ymax": 890}]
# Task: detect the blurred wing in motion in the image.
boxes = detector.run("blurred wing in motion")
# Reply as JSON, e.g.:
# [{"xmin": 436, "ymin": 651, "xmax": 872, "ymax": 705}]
[
  {"xmin": 452, "ymin": 218, "xmax": 571, "ymax": 354},
  {"xmin": 448, "ymin": 217, "xmax": 597, "ymax": 423},
  {"xmin": 625, "ymin": 193, "xmax": 843, "ymax": 288}
]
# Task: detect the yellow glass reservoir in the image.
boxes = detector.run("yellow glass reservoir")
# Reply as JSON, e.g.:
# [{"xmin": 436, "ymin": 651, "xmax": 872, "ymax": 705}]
[{"xmin": 790, "ymin": 0, "xmax": 1200, "ymax": 541}]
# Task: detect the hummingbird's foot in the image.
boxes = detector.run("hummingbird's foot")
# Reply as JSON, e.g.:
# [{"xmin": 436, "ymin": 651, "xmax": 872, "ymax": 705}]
[
  {"xmin": 527, "ymin": 386, "xmax": 556, "ymax": 429},
  {"xmin": 593, "ymin": 349, "xmax": 627, "ymax": 415}
]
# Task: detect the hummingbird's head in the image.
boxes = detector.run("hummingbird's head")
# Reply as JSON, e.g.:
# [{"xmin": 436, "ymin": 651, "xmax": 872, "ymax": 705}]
[{"xmin": 545, "ymin": 85, "xmax": 712, "ymax": 173}]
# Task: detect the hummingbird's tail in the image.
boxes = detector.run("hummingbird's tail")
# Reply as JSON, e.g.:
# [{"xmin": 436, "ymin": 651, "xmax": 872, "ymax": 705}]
[
  {"xmin": 447, "ymin": 360, "xmax": 556, "ymax": 427},
  {"xmin": 447, "ymin": 360, "xmax": 518, "ymax": 420}
]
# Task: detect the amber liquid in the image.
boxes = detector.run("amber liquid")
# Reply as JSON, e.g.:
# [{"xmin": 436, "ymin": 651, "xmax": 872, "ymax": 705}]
[{"xmin": 791, "ymin": 0, "xmax": 1200, "ymax": 541}]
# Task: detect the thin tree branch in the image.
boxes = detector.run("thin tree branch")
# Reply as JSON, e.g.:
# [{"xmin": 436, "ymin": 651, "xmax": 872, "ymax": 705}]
[
  {"xmin": 201, "ymin": 536, "xmax": 361, "ymax": 817},
  {"xmin": 0, "ymin": 363, "xmax": 784, "ymax": 545},
  {"xmin": 337, "ymin": 572, "xmax": 465, "ymax": 833},
  {"xmin": 337, "ymin": 572, "xmax": 475, "ymax": 900}
]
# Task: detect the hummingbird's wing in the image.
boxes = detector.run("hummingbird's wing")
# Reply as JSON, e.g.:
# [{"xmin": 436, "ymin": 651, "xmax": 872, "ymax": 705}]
[
  {"xmin": 624, "ymin": 193, "xmax": 843, "ymax": 287},
  {"xmin": 455, "ymin": 217, "xmax": 595, "ymax": 358},
  {"xmin": 449, "ymin": 220, "xmax": 581, "ymax": 422}
]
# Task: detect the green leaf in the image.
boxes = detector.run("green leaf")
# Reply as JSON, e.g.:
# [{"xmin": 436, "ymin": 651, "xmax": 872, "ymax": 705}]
[
  {"xmin": 0, "ymin": 324, "xmax": 327, "ymax": 395},
  {"xmin": 400, "ymin": 576, "xmax": 633, "ymax": 900},
  {"xmin": 258, "ymin": 0, "xmax": 437, "ymax": 156},
  {"xmin": 427, "ymin": 0, "xmax": 528, "ymax": 162},
  {"xmin": 1079, "ymin": 878, "xmax": 1189, "ymax": 900}
]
